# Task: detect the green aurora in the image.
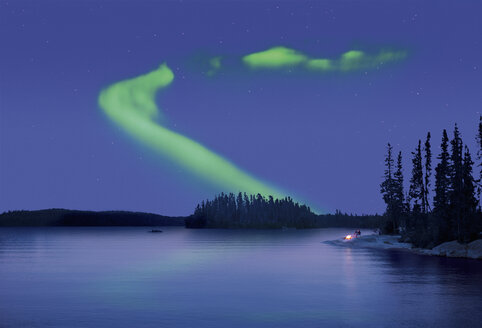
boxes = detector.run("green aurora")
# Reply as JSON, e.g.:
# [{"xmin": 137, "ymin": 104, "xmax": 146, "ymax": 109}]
[
  {"xmin": 207, "ymin": 56, "xmax": 222, "ymax": 76},
  {"xmin": 98, "ymin": 46, "xmax": 407, "ymax": 213},
  {"xmin": 242, "ymin": 46, "xmax": 407, "ymax": 72},
  {"xmin": 98, "ymin": 63, "xmax": 291, "ymax": 206}
]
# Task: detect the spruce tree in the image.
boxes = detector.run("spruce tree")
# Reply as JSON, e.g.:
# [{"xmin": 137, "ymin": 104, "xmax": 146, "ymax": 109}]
[
  {"xmin": 434, "ymin": 130, "xmax": 450, "ymax": 216},
  {"xmin": 461, "ymin": 145, "xmax": 478, "ymax": 241},
  {"xmin": 381, "ymin": 124, "xmax": 480, "ymax": 246},
  {"xmin": 434, "ymin": 130, "xmax": 452, "ymax": 242},
  {"xmin": 477, "ymin": 116, "xmax": 482, "ymax": 209},
  {"xmin": 380, "ymin": 143, "xmax": 396, "ymax": 233},
  {"xmin": 462, "ymin": 146, "xmax": 477, "ymax": 210},
  {"xmin": 393, "ymin": 151, "xmax": 405, "ymax": 231},
  {"xmin": 423, "ymin": 132, "xmax": 432, "ymax": 213},
  {"xmin": 409, "ymin": 140, "xmax": 424, "ymax": 213},
  {"xmin": 449, "ymin": 124, "xmax": 464, "ymax": 241}
]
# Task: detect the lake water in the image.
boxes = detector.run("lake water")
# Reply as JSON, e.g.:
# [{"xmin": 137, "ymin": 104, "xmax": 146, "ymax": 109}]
[{"xmin": 0, "ymin": 227, "xmax": 481, "ymax": 328}]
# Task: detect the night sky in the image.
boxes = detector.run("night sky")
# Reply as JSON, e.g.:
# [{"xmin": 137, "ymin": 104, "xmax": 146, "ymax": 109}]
[{"xmin": 1, "ymin": 0, "xmax": 480, "ymax": 216}]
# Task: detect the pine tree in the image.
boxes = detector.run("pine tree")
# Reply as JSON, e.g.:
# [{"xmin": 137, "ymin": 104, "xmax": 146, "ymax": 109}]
[
  {"xmin": 461, "ymin": 145, "xmax": 478, "ymax": 241},
  {"xmin": 409, "ymin": 140, "xmax": 424, "ymax": 213},
  {"xmin": 462, "ymin": 146, "xmax": 477, "ymax": 211},
  {"xmin": 477, "ymin": 116, "xmax": 482, "ymax": 209},
  {"xmin": 235, "ymin": 192, "xmax": 243, "ymax": 221},
  {"xmin": 381, "ymin": 124, "xmax": 480, "ymax": 246},
  {"xmin": 449, "ymin": 124, "xmax": 464, "ymax": 241},
  {"xmin": 434, "ymin": 130, "xmax": 450, "ymax": 216},
  {"xmin": 433, "ymin": 130, "xmax": 452, "ymax": 242},
  {"xmin": 380, "ymin": 143, "xmax": 396, "ymax": 232},
  {"xmin": 423, "ymin": 132, "xmax": 432, "ymax": 213},
  {"xmin": 393, "ymin": 151, "xmax": 405, "ymax": 231}
]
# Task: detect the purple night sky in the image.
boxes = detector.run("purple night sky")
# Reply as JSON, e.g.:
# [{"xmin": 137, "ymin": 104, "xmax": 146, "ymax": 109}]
[{"xmin": 0, "ymin": 0, "xmax": 480, "ymax": 216}]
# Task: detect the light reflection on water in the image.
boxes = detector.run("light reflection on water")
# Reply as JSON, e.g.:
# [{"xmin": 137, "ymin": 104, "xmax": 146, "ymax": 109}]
[{"xmin": 0, "ymin": 227, "xmax": 481, "ymax": 328}]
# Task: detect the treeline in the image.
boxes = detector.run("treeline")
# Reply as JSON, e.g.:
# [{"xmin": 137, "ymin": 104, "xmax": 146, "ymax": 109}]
[
  {"xmin": 316, "ymin": 210, "xmax": 385, "ymax": 228},
  {"xmin": 186, "ymin": 193, "xmax": 383, "ymax": 229},
  {"xmin": 0, "ymin": 209, "xmax": 186, "ymax": 226},
  {"xmin": 380, "ymin": 118, "xmax": 481, "ymax": 247},
  {"xmin": 186, "ymin": 193, "xmax": 315, "ymax": 228}
]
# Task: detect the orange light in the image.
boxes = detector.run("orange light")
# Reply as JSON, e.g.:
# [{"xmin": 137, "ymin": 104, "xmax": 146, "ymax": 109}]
[{"xmin": 345, "ymin": 235, "xmax": 352, "ymax": 240}]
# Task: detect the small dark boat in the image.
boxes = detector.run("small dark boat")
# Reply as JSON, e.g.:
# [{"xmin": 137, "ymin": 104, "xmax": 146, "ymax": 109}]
[{"xmin": 149, "ymin": 229, "xmax": 163, "ymax": 233}]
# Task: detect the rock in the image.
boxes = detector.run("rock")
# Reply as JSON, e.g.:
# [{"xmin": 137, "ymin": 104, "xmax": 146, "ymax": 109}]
[
  {"xmin": 467, "ymin": 240, "xmax": 482, "ymax": 259},
  {"xmin": 431, "ymin": 240, "xmax": 467, "ymax": 258}
]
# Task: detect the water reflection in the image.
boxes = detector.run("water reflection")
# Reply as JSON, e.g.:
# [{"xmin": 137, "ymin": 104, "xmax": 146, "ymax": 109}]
[{"xmin": 0, "ymin": 227, "xmax": 481, "ymax": 328}]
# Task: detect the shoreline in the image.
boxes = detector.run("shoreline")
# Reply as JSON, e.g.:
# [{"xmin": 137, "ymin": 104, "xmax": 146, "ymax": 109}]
[{"xmin": 324, "ymin": 234, "xmax": 482, "ymax": 260}]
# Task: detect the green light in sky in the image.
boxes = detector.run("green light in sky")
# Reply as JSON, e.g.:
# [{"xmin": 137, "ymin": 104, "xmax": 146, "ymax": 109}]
[
  {"xmin": 306, "ymin": 58, "xmax": 333, "ymax": 71},
  {"xmin": 243, "ymin": 46, "xmax": 407, "ymax": 72},
  {"xmin": 207, "ymin": 56, "xmax": 222, "ymax": 76},
  {"xmin": 210, "ymin": 56, "xmax": 222, "ymax": 69},
  {"xmin": 98, "ymin": 46, "xmax": 405, "ymax": 214},
  {"xmin": 98, "ymin": 64, "xmax": 299, "ymax": 208},
  {"xmin": 243, "ymin": 46, "xmax": 307, "ymax": 68}
]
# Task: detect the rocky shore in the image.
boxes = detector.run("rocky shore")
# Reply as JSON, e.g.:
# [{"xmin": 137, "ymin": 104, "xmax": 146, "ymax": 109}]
[{"xmin": 325, "ymin": 234, "xmax": 482, "ymax": 260}]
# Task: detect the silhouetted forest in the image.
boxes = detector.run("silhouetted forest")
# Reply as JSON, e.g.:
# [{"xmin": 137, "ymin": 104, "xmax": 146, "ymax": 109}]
[
  {"xmin": 186, "ymin": 193, "xmax": 383, "ymax": 229},
  {"xmin": 1, "ymin": 207, "xmax": 381, "ymax": 229},
  {"xmin": 0, "ymin": 209, "xmax": 186, "ymax": 226},
  {"xmin": 380, "ymin": 118, "xmax": 481, "ymax": 247}
]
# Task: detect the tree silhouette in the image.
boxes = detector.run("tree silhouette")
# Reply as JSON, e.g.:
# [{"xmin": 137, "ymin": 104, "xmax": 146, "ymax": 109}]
[
  {"xmin": 392, "ymin": 151, "xmax": 405, "ymax": 232},
  {"xmin": 382, "ymin": 121, "xmax": 481, "ymax": 247},
  {"xmin": 380, "ymin": 143, "xmax": 397, "ymax": 233},
  {"xmin": 434, "ymin": 129, "xmax": 451, "ymax": 241},
  {"xmin": 449, "ymin": 124, "xmax": 464, "ymax": 241},
  {"xmin": 423, "ymin": 132, "xmax": 432, "ymax": 213},
  {"xmin": 461, "ymin": 145, "xmax": 478, "ymax": 241},
  {"xmin": 409, "ymin": 140, "xmax": 424, "ymax": 214},
  {"xmin": 477, "ymin": 116, "xmax": 482, "ymax": 208}
]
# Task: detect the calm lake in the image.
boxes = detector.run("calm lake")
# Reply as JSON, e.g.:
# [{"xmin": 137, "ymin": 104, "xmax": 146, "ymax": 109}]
[{"xmin": 0, "ymin": 227, "xmax": 481, "ymax": 328}]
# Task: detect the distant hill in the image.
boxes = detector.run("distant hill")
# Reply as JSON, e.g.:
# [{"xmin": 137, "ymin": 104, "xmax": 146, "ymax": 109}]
[{"xmin": 0, "ymin": 209, "xmax": 187, "ymax": 227}]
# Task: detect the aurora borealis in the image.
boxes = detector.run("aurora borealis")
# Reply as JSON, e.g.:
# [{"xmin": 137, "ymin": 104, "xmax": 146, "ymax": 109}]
[
  {"xmin": 99, "ymin": 63, "xmax": 287, "ymax": 204},
  {"xmin": 1, "ymin": 0, "xmax": 480, "ymax": 215},
  {"xmin": 98, "ymin": 47, "xmax": 407, "ymax": 213},
  {"xmin": 242, "ymin": 47, "xmax": 407, "ymax": 72}
]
